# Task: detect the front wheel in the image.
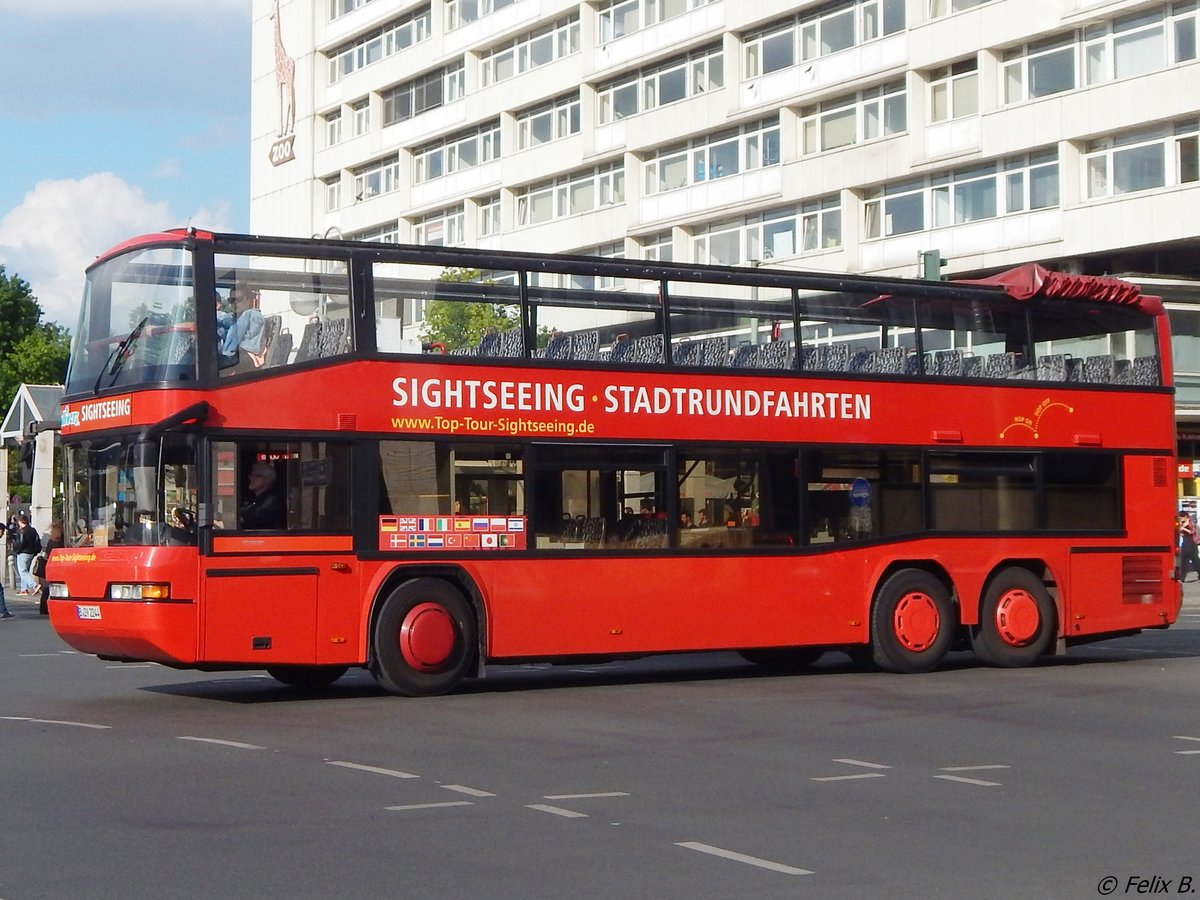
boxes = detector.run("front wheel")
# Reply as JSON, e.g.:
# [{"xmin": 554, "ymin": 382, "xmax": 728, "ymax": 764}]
[
  {"xmin": 371, "ymin": 578, "xmax": 476, "ymax": 697},
  {"xmin": 870, "ymin": 569, "xmax": 955, "ymax": 673},
  {"xmin": 267, "ymin": 664, "xmax": 348, "ymax": 689},
  {"xmin": 971, "ymin": 569, "xmax": 1056, "ymax": 667}
]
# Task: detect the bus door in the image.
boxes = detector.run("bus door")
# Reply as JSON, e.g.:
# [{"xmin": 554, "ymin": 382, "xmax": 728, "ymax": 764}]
[{"xmin": 202, "ymin": 440, "xmax": 356, "ymax": 665}]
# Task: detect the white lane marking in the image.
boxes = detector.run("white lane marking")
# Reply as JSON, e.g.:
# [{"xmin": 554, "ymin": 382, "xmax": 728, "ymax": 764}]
[
  {"xmin": 1, "ymin": 716, "xmax": 111, "ymax": 730},
  {"xmin": 832, "ymin": 758, "xmax": 891, "ymax": 769},
  {"xmin": 939, "ymin": 765, "xmax": 1010, "ymax": 772},
  {"xmin": 177, "ymin": 736, "xmax": 265, "ymax": 750},
  {"xmin": 327, "ymin": 761, "xmax": 419, "ymax": 779},
  {"xmin": 676, "ymin": 842, "xmax": 813, "ymax": 876},
  {"xmin": 812, "ymin": 773, "xmax": 886, "ymax": 782},
  {"xmin": 1173, "ymin": 735, "xmax": 1200, "ymax": 742},
  {"xmin": 543, "ymin": 792, "xmax": 629, "ymax": 800},
  {"xmin": 19, "ymin": 653, "xmax": 66, "ymax": 658},
  {"xmin": 386, "ymin": 801, "xmax": 473, "ymax": 811},
  {"xmin": 1174, "ymin": 750, "xmax": 1200, "ymax": 755},
  {"xmin": 526, "ymin": 804, "xmax": 588, "ymax": 818},
  {"xmin": 441, "ymin": 784, "xmax": 496, "ymax": 797},
  {"xmin": 105, "ymin": 664, "xmax": 154, "ymax": 669},
  {"xmin": 934, "ymin": 775, "xmax": 1001, "ymax": 787}
]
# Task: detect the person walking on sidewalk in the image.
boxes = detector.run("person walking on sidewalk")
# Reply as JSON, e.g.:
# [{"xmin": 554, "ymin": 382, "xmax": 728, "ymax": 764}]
[
  {"xmin": 14, "ymin": 513, "xmax": 40, "ymax": 595},
  {"xmin": 1178, "ymin": 510, "xmax": 1200, "ymax": 583}
]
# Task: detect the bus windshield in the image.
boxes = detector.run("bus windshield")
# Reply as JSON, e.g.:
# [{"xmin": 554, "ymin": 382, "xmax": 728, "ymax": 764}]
[
  {"xmin": 64, "ymin": 245, "xmax": 198, "ymax": 395},
  {"xmin": 64, "ymin": 434, "xmax": 200, "ymax": 548}
]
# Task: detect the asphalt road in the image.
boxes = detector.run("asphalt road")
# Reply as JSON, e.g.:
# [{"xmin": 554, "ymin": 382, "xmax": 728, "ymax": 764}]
[{"xmin": 2, "ymin": 586, "xmax": 1200, "ymax": 900}]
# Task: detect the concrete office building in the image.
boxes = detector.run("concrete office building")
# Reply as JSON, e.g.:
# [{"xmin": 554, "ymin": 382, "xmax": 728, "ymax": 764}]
[{"xmin": 248, "ymin": 0, "xmax": 1200, "ymax": 483}]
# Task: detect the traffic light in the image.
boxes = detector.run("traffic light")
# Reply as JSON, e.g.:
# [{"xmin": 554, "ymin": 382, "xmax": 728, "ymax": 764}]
[{"xmin": 919, "ymin": 249, "xmax": 947, "ymax": 281}]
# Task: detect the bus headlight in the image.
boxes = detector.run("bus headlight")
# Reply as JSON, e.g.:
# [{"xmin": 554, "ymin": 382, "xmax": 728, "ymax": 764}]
[
  {"xmin": 109, "ymin": 583, "xmax": 171, "ymax": 601},
  {"xmin": 48, "ymin": 583, "xmax": 69, "ymax": 599}
]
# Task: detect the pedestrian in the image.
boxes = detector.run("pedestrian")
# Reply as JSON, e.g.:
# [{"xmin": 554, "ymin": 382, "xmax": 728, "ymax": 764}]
[
  {"xmin": 1178, "ymin": 511, "xmax": 1200, "ymax": 583},
  {"xmin": 36, "ymin": 520, "xmax": 64, "ymax": 615},
  {"xmin": 14, "ymin": 513, "xmax": 41, "ymax": 595}
]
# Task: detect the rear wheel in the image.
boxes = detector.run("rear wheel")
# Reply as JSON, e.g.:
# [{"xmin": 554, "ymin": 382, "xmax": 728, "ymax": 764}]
[
  {"xmin": 267, "ymin": 664, "xmax": 348, "ymax": 689},
  {"xmin": 971, "ymin": 568, "xmax": 1056, "ymax": 667},
  {"xmin": 870, "ymin": 569, "xmax": 955, "ymax": 673},
  {"xmin": 739, "ymin": 647, "xmax": 824, "ymax": 673},
  {"xmin": 371, "ymin": 578, "xmax": 476, "ymax": 697}
]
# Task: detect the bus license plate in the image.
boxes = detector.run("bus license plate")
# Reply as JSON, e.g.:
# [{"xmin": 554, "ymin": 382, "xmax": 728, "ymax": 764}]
[{"xmin": 76, "ymin": 605, "xmax": 102, "ymax": 620}]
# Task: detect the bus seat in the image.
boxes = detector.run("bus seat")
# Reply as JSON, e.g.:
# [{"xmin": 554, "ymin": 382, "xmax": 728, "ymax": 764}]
[
  {"xmin": 544, "ymin": 331, "xmax": 571, "ymax": 360},
  {"xmin": 826, "ymin": 343, "xmax": 850, "ymax": 371},
  {"xmin": 496, "ymin": 327, "xmax": 525, "ymax": 358},
  {"xmin": 874, "ymin": 347, "xmax": 905, "ymax": 374},
  {"xmin": 1036, "ymin": 353, "xmax": 1066, "ymax": 381},
  {"xmin": 731, "ymin": 344, "xmax": 761, "ymax": 368},
  {"xmin": 293, "ymin": 319, "xmax": 323, "ymax": 363},
  {"xmin": 571, "ymin": 330, "xmax": 599, "ymax": 361},
  {"xmin": 672, "ymin": 341, "xmax": 698, "ymax": 366},
  {"xmin": 698, "ymin": 337, "xmax": 728, "ymax": 367},
  {"xmin": 934, "ymin": 349, "xmax": 963, "ymax": 377},
  {"xmin": 263, "ymin": 329, "xmax": 293, "ymax": 368},
  {"xmin": 630, "ymin": 334, "xmax": 664, "ymax": 364},
  {"xmin": 962, "ymin": 355, "xmax": 984, "ymax": 378},
  {"xmin": 759, "ymin": 341, "xmax": 791, "ymax": 369},
  {"xmin": 1113, "ymin": 358, "xmax": 1132, "ymax": 384},
  {"xmin": 848, "ymin": 349, "xmax": 873, "ymax": 373},
  {"xmin": 1083, "ymin": 354, "xmax": 1114, "ymax": 383},
  {"xmin": 1131, "ymin": 355, "xmax": 1160, "ymax": 386},
  {"xmin": 317, "ymin": 318, "xmax": 348, "ymax": 358}
]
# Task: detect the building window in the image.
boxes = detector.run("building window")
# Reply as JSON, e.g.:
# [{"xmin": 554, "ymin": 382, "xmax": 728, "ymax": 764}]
[
  {"xmin": 352, "ymin": 99, "xmax": 371, "ymax": 136},
  {"xmin": 353, "ymin": 155, "xmax": 401, "ymax": 201},
  {"xmin": 329, "ymin": 0, "xmax": 378, "ymax": 20},
  {"xmin": 643, "ymin": 118, "xmax": 780, "ymax": 196},
  {"xmin": 642, "ymin": 232, "xmax": 673, "ymax": 261},
  {"xmin": 413, "ymin": 205, "xmax": 466, "ymax": 246},
  {"xmin": 516, "ymin": 93, "xmax": 581, "ymax": 150},
  {"xmin": 348, "ymin": 221, "xmax": 400, "ymax": 243},
  {"xmin": 1003, "ymin": 34, "xmax": 1076, "ymax": 103},
  {"xmin": 516, "ymin": 162, "xmax": 625, "ymax": 226},
  {"xmin": 800, "ymin": 80, "xmax": 906, "ymax": 154},
  {"xmin": 327, "ymin": 7, "xmax": 431, "ymax": 83},
  {"xmin": 1085, "ymin": 7, "xmax": 1173, "ymax": 83},
  {"xmin": 929, "ymin": 57, "xmax": 978, "ymax": 122},
  {"xmin": 569, "ymin": 242, "xmax": 626, "ymax": 291},
  {"xmin": 596, "ymin": 0, "xmax": 716, "ymax": 43},
  {"xmin": 382, "ymin": 63, "xmax": 465, "ymax": 126},
  {"xmin": 1085, "ymin": 122, "xmax": 1199, "ymax": 198},
  {"xmin": 324, "ymin": 110, "xmax": 343, "ymax": 147},
  {"xmin": 693, "ymin": 204, "xmax": 838, "ymax": 265},
  {"xmin": 743, "ymin": 0, "xmax": 905, "ymax": 79},
  {"xmin": 480, "ymin": 16, "xmax": 579, "ymax": 86},
  {"xmin": 413, "ymin": 121, "xmax": 501, "ymax": 184},
  {"xmin": 928, "ymin": 0, "xmax": 991, "ymax": 17},
  {"xmin": 597, "ymin": 44, "xmax": 723, "ymax": 124},
  {"xmin": 864, "ymin": 150, "xmax": 1060, "ymax": 238},
  {"xmin": 446, "ymin": 0, "xmax": 516, "ymax": 31},
  {"xmin": 324, "ymin": 176, "xmax": 342, "ymax": 212},
  {"xmin": 478, "ymin": 194, "xmax": 501, "ymax": 236}
]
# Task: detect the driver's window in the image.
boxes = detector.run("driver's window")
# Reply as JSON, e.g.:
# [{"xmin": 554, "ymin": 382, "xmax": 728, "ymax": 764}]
[{"xmin": 211, "ymin": 440, "xmax": 351, "ymax": 532}]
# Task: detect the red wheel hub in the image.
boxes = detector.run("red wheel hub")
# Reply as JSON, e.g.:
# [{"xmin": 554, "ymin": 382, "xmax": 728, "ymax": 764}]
[
  {"xmin": 994, "ymin": 589, "xmax": 1041, "ymax": 647},
  {"xmin": 399, "ymin": 602, "xmax": 457, "ymax": 672},
  {"xmin": 893, "ymin": 591, "xmax": 940, "ymax": 652}
]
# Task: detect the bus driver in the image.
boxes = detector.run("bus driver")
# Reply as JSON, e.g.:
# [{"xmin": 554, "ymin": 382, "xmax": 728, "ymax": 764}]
[{"xmin": 239, "ymin": 462, "xmax": 284, "ymax": 530}]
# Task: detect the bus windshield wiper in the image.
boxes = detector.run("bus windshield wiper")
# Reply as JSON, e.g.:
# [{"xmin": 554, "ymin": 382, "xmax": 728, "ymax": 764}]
[{"xmin": 93, "ymin": 316, "xmax": 148, "ymax": 393}]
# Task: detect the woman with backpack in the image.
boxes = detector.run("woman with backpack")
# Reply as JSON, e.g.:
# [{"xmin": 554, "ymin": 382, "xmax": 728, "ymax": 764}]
[{"xmin": 14, "ymin": 513, "xmax": 41, "ymax": 595}]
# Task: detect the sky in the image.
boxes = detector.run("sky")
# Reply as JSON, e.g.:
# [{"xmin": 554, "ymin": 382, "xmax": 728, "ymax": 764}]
[{"xmin": 0, "ymin": 0, "xmax": 253, "ymax": 330}]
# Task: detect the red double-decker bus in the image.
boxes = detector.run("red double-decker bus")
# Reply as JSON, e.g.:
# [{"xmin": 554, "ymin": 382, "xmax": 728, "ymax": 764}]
[{"xmin": 47, "ymin": 229, "xmax": 1180, "ymax": 695}]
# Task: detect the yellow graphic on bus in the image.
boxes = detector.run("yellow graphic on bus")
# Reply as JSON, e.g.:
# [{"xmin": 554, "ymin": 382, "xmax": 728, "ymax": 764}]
[{"xmin": 999, "ymin": 398, "xmax": 1074, "ymax": 440}]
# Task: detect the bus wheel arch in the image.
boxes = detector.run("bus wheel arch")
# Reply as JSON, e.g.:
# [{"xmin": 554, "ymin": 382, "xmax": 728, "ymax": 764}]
[
  {"xmin": 369, "ymin": 570, "xmax": 483, "ymax": 697},
  {"xmin": 868, "ymin": 564, "xmax": 957, "ymax": 674},
  {"xmin": 971, "ymin": 564, "xmax": 1058, "ymax": 667}
]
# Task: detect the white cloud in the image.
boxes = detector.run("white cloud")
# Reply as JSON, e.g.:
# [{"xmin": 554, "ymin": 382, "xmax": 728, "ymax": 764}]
[{"xmin": 0, "ymin": 174, "xmax": 233, "ymax": 329}]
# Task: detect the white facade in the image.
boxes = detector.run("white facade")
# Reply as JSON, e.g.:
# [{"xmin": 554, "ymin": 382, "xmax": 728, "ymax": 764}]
[{"xmin": 250, "ymin": 0, "xmax": 1200, "ymax": 280}]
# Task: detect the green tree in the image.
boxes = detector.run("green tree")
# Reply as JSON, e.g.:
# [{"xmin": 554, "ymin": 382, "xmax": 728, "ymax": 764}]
[
  {"xmin": 0, "ymin": 266, "xmax": 68, "ymax": 410},
  {"xmin": 421, "ymin": 267, "xmax": 518, "ymax": 350}
]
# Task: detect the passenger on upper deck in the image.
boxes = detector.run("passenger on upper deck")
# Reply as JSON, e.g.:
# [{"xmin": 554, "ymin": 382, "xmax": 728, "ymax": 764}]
[{"xmin": 221, "ymin": 287, "xmax": 266, "ymax": 368}]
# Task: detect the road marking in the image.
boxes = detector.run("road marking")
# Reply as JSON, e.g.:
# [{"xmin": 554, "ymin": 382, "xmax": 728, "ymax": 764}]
[
  {"xmin": 1175, "ymin": 750, "xmax": 1200, "ymax": 755},
  {"xmin": 543, "ymin": 792, "xmax": 629, "ymax": 800},
  {"xmin": 386, "ymin": 801, "xmax": 473, "ymax": 811},
  {"xmin": 832, "ymin": 758, "xmax": 891, "ymax": 769},
  {"xmin": 812, "ymin": 773, "xmax": 886, "ymax": 782},
  {"xmin": 105, "ymin": 663, "xmax": 154, "ymax": 669},
  {"xmin": 934, "ymin": 775, "xmax": 1001, "ymax": 787},
  {"xmin": 939, "ymin": 765, "xmax": 1010, "ymax": 772},
  {"xmin": 1, "ymin": 716, "xmax": 110, "ymax": 730},
  {"xmin": 1173, "ymin": 735, "xmax": 1200, "ymax": 742},
  {"xmin": 327, "ymin": 761, "xmax": 419, "ymax": 779},
  {"xmin": 676, "ymin": 842, "xmax": 813, "ymax": 876},
  {"xmin": 441, "ymin": 784, "xmax": 495, "ymax": 797},
  {"xmin": 177, "ymin": 736, "xmax": 265, "ymax": 750},
  {"xmin": 19, "ymin": 653, "xmax": 66, "ymax": 658},
  {"xmin": 526, "ymin": 804, "xmax": 588, "ymax": 818}
]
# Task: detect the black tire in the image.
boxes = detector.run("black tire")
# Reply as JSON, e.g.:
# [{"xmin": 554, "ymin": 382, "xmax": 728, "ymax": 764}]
[
  {"xmin": 266, "ymin": 664, "xmax": 348, "ymax": 689},
  {"xmin": 739, "ymin": 647, "xmax": 825, "ymax": 672},
  {"xmin": 371, "ymin": 578, "xmax": 476, "ymax": 697},
  {"xmin": 971, "ymin": 568, "xmax": 1056, "ymax": 667},
  {"xmin": 870, "ymin": 569, "xmax": 955, "ymax": 673}
]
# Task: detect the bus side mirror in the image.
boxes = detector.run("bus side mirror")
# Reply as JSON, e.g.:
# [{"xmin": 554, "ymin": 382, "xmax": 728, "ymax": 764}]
[{"xmin": 132, "ymin": 439, "xmax": 158, "ymax": 515}]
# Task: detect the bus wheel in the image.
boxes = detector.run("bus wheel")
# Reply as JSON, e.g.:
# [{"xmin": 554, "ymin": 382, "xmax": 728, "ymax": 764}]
[
  {"xmin": 971, "ymin": 569, "xmax": 1055, "ymax": 668},
  {"xmin": 739, "ymin": 647, "xmax": 824, "ymax": 672},
  {"xmin": 871, "ymin": 569, "xmax": 954, "ymax": 673},
  {"xmin": 267, "ymin": 664, "xmax": 348, "ymax": 689},
  {"xmin": 371, "ymin": 578, "xmax": 475, "ymax": 697}
]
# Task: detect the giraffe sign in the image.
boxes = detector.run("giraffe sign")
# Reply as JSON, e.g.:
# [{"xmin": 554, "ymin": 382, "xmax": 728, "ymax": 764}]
[{"xmin": 269, "ymin": 0, "xmax": 296, "ymax": 166}]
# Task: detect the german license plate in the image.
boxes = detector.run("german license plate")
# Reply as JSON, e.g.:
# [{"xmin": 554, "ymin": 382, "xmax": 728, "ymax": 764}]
[{"xmin": 75, "ymin": 605, "xmax": 102, "ymax": 620}]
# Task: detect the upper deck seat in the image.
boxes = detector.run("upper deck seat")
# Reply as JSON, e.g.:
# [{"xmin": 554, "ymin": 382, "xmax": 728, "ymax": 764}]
[
  {"xmin": 1083, "ymin": 354, "xmax": 1115, "ymax": 383},
  {"xmin": 317, "ymin": 318, "xmax": 348, "ymax": 358},
  {"xmin": 1036, "ymin": 353, "xmax": 1067, "ymax": 381},
  {"xmin": 608, "ymin": 334, "xmax": 633, "ymax": 363},
  {"xmin": 874, "ymin": 347, "xmax": 906, "ymax": 375},
  {"xmin": 731, "ymin": 344, "xmax": 761, "ymax": 368},
  {"xmin": 826, "ymin": 343, "xmax": 850, "ymax": 372},
  {"xmin": 571, "ymin": 330, "xmax": 599, "ymax": 361},
  {"xmin": 759, "ymin": 340, "xmax": 792, "ymax": 369},
  {"xmin": 1132, "ymin": 355, "xmax": 1160, "ymax": 386},
  {"xmin": 496, "ymin": 327, "xmax": 525, "ymax": 358},
  {"xmin": 263, "ymin": 329, "xmax": 292, "ymax": 368},
  {"xmin": 672, "ymin": 341, "xmax": 699, "ymax": 366},
  {"xmin": 698, "ymin": 337, "xmax": 729, "ymax": 367},
  {"xmin": 962, "ymin": 355, "xmax": 984, "ymax": 378},
  {"xmin": 544, "ymin": 332, "xmax": 571, "ymax": 360},
  {"xmin": 293, "ymin": 319, "xmax": 323, "ymax": 363},
  {"xmin": 934, "ymin": 349, "xmax": 963, "ymax": 377},
  {"xmin": 848, "ymin": 349, "xmax": 873, "ymax": 373},
  {"xmin": 630, "ymin": 333, "xmax": 664, "ymax": 364}
]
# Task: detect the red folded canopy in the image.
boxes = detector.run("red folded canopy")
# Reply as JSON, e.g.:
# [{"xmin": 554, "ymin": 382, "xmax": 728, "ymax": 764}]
[{"xmin": 956, "ymin": 263, "xmax": 1157, "ymax": 313}]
